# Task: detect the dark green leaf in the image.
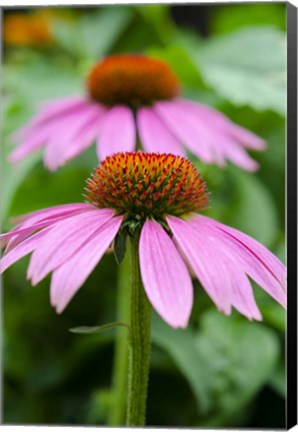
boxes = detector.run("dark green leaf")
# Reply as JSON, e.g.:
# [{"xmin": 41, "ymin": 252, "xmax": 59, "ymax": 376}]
[
  {"xmin": 211, "ymin": 3, "xmax": 286, "ymax": 35},
  {"xmin": 135, "ymin": 4, "xmax": 175, "ymax": 43},
  {"xmin": 147, "ymin": 45, "xmax": 206, "ymax": 88},
  {"xmin": 114, "ymin": 230, "xmax": 128, "ymax": 265},
  {"xmin": 268, "ymin": 357, "xmax": 286, "ymax": 397},
  {"xmin": 152, "ymin": 311, "xmax": 279, "ymax": 424}
]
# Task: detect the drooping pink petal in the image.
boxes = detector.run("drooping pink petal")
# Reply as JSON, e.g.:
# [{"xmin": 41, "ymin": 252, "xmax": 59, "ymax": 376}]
[
  {"xmin": 97, "ymin": 105, "xmax": 136, "ymax": 160},
  {"xmin": 9, "ymin": 99, "xmax": 105, "ymax": 167},
  {"xmin": 11, "ymin": 203, "xmax": 93, "ymax": 225},
  {"xmin": 137, "ymin": 107, "xmax": 185, "ymax": 156},
  {"xmin": 50, "ymin": 215, "xmax": 123, "ymax": 313},
  {"xmin": 43, "ymin": 105, "xmax": 105, "ymax": 171},
  {"xmin": 167, "ymin": 103, "xmax": 258, "ymax": 170},
  {"xmin": 178, "ymin": 99, "xmax": 266, "ymax": 151},
  {"xmin": 155, "ymin": 99, "xmax": 263, "ymax": 170},
  {"xmin": 221, "ymin": 138, "xmax": 259, "ymax": 171},
  {"xmin": 27, "ymin": 209, "xmax": 115, "ymax": 285},
  {"xmin": 154, "ymin": 101, "xmax": 214, "ymax": 163},
  {"xmin": 159, "ymin": 100, "xmax": 228, "ymax": 167},
  {"xmin": 195, "ymin": 215, "xmax": 286, "ymax": 289},
  {"xmin": 11, "ymin": 97, "xmax": 88, "ymax": 141},
  {"xmin": 139, "ymin": 220, "xmax": 193, "ymax": 328},
  {"xmin": 166, "ymin": 216, "xmax": 232, "ymax": 315},
  {"xmin": 224, "ymin": 123, "xmax": 266, "ymax": 151},
  {"xmin": 230, "ymin": 270, "xmax": 262, "ymax": 321},
  {"xmin": 37, "ymin": 97, "xmax": 88, "ymax": 120},
  {"xmin": 0, "ymin": 228, "xmax": 51, "ymax": 273},
  {"xmin": 60, "ymin": 107, "xmax": 106, "ymax": 164},
  {"xmin": 188, "ymin": 215, "xmax": 286, "ymax": 308},
  {"xmin": 9, "ymin": 123, "xmax": 54, "ymax": 162},
  {"xmin": 169, "ymin": 100, "xmax": 259, "ymax": 171},
  {"xmin": 2, "ymin": 204, "xmax": 93, "ymax": 252}
]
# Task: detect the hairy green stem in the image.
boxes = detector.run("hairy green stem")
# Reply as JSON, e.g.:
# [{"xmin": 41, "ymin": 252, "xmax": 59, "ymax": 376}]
[
  {"xmin": 126, "ymin": 235, "xmax": 152, "ymax": 426},
  {"xmin": 108, "ymin": 246, "xmax": 131, "ymax": 425}
]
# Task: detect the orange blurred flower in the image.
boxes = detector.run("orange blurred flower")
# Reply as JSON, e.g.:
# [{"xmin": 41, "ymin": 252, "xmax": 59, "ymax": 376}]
[{"xmin": 4, "ymin": 10, "xmax": 53, "ymax": 47}]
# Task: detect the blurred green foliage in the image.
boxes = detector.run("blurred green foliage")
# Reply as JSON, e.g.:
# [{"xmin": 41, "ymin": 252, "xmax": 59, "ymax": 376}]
[{"xmin": 2, "ymin": 3, "xmax": 286, "ymax": 428}]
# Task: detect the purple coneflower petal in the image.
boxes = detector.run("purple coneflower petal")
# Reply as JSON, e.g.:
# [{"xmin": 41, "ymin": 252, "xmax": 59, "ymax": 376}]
[
  {"xmin": 154, "ymin": 100, "xmax": 214, "ymax": 163},
  {"xmin": 188, "ymin": 215, "xmax": 286, "ymax": 308},
  {"xmin": 50, "ymin": 215, "xmax": 123, "ymax": 313},
  {"xmin": 0, "ymin": 228, "xmax": 51, "ymax": 273},
  {"xmin": 37, "ymin": 97, "xmax": 88, "ymax": 119},
  {"xmin": 11, "ymin": 97, "xmax": 88, "ymax": 143},
  {"xmin": 164, "ymin": 100, "xmax": 230, "ymax": 167},
  {"xmin": 169, "ymin": 104, "xmax": 258, "ymax": 171},
  {"xmin": 28, "ymin": 209, "xmax": 115, "ymax": 285},
  {"xmin": 10, "ymin": 203, "xmax": 92, "ymax": 226},
  {"xmin": 9, "ymin": 123, "xmax": 54, "ymax": 162},
  {"xmin": 195, "ymin": 215, "xmax": 286, "ymax": 289},
  {"xmin": 97, "ymin": 105, "xmax": 135, "ymax": 160},
  {"xmin": 61, "ymin": 108, "xmax": 105, "ymax": 164},
  {"xmin": 230, "ymin": 270, "xmax": 262, "ymax": 321},
  {"xmin": 10, "ymin": 112, "xmax": 79, "ymax": 164},
  {"xmin": 224, "ymin": 123, "xmax": 266, "ymax": 151},
  {"xmin": 137, "ymin": 107, "xmax": 185, "ymax": 156},
  {"xmin": 219, "ymin": 139, "xmax": 259, "ymax": 171},
  {"xmin": 43, "ymin": 105, "xmax": 105, "ymax": 170},
  {"xmin": 170, "ymin": 100, "xmax": 259, "ymax": 171},
  {"xmin": 139, "ymin": 220, "xmax": 193, "ymax": 328},
  {"xmin": 10, "ymin": 100, "xmax": 105, "ymax": 168},
  {"xmin": 178, "ymin": 99, "xmax": 266, "ymax": 151},
  {"xmin": 2, "ymin": 203, "xmax": 93, "ymax": 252},
  {"xmin": 166, "ymin": 216, "xmax": 232, "ymax": 315},
  {"xmin": 155, "ymin": 99, "xmax": 263, "ymax": 170},
  {"xmin": 1, "ymin": 222, "xmax": 60, "ymax": 246}
]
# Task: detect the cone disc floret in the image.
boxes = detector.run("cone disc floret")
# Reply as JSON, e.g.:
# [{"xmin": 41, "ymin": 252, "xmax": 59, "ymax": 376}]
[
  {"xmin": 85, "ymin": 153, "xmax": 208, "ymax": 223},
  {"xmin": 87, "ymin": 55, "xmax": 180, "ymax": 108}
]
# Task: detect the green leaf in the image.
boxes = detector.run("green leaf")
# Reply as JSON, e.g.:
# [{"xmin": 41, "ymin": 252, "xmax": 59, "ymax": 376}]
[
  {"xmin": 227, "ymin": 168, "xmax": 279, "ymax": 247},
  {"xmin": 87, "ymin": 388, "xmax": 114, "ymax": 424},
  {"xmin": 8, "ymin": 165, "xmax": 90, "ymax": 219},
  {"xmin": 147, "ymin": 45, "xmax": 206, "ymax": 89},
  {"xmin": 210, "ymin": 3, "xmax": 286, "ymax": 35},
  {"xmin": 135, "ymin": 4, "xmax": 176, "ymax": 43},
  {"xmin": 2, "ymin": 97, "xmax": 42, "ymax": 219},
  {"xmin": 51, "ymin": 18, "xmax": 83, "ymax": 57},
  {"xmin": 70, "ymin": 322, "xmax": 129, "ymax": 335},
  {"xmin": 195, "ymin": 165, "xmax": 279, "ymax": 249},
  {"xmin": 152, "ymin": 311, "xmax": 279, "ymax": 425},
  {"xmin": 2, "ymin": 152, "xmax": 40, "ymax": 221},
  {"xmin": 268, "ymin": 357, "xmax": 286, "ymax": 397},
  {"xmin": 3, "ymin": 60, "xmax": 83, "ymax": 103},
  {"xmin": 78, "ymin": 7, "xmax": 133, "ymax": 61},
  {"xmin": 255, "ymin": 288, "xmax": 286, "ymax": 332},
  {"xmin": 189, "ymin": 27, "xmax": 286, "ymax": 115}
]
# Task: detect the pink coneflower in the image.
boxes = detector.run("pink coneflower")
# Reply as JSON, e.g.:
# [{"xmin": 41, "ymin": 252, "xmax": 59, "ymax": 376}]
[
  {"xmin": 10, "ymin": 55, "xmax": 265, "ymax": 171},
  {"xmin": 1, "ymin": 153, "xmax": 285, "ymax": 328}
]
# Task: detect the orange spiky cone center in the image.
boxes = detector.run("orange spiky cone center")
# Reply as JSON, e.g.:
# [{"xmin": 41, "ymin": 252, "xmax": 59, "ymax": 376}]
[
  {"xmin": 85, "ymin": 152, "xmax": 208, "ymax": 221},
  {"xmin": 87, "ymin": 55, "xmax": 180, "ymax": 108}
]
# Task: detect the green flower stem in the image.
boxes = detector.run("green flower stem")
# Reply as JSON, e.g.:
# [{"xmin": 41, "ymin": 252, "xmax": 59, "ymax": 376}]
[
  {"xmin": 126, "ymin": 235, "xmax": 152, "ymax": 426},
  {"xmin": 108, "ymin": 245, "xmax": 131, "ymax": 426}
]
